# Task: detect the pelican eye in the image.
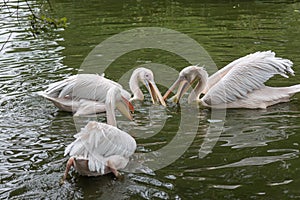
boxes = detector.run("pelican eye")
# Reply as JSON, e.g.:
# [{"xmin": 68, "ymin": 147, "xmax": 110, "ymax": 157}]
[{"xmin": 180, "ymin": 75, "xmax": 188, "ymax": 81}]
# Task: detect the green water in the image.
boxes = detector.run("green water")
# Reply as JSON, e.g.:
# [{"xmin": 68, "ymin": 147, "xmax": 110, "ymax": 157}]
[{"xmin": 1, "ymin": 0, "xmax": 300, "ymax": 199}]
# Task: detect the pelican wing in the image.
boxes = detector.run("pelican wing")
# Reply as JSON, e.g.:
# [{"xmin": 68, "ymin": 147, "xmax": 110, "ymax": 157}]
[
  {"xmin": 64, "ymin": 121, "xmax": 136, "ymax": 173},
  {"xmin": 59, "ymin": 74, "xmax": 122, "ymax": 102},
  {"xmin": 202, "ymin": 51, "xmax": 294, "ymax": 105},
  {"xmin": 42, "ymin": 75, "xmax": 78, "ymax": 97},
  {"xmin": 43, "ymin": 74, "xmax": 130, "ymax": 103}
]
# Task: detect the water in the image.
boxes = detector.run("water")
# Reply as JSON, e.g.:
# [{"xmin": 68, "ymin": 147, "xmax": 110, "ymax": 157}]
[{"xmin": 1, "ymin": 0, "xmax": 300, "ymax": 199}]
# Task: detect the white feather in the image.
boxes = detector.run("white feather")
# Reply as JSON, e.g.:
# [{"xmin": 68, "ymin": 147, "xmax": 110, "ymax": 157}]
[
  {"xmin": 203, "ymin": 51, "xmax": 294, "ymax": 105},
  {"xmin": 39, "ymin": 67, "xmax": 166, "ymax": 116},
  {"xmin": 169, "ymin": 51, "xmax": 300, "ymax": 109},
  {"xmin": 64, "ymin": 121, "xmax": 136, "ymax": 173}
]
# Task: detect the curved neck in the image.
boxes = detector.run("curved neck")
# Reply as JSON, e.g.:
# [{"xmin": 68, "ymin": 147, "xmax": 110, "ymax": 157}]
[
  {"xmin": 188, "ymin": 72, "xmax": 208, "ymax": 103},
  {"xmin": 106, "ymin": 97, "xmax": 117, "ymax": 127},
  {"xmin": 129, "ymin": 72, "xmax": 144, "ymax": 101}
]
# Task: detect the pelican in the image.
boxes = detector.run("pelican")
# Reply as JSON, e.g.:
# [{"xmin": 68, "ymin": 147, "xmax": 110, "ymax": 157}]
[
  {"xmin": 63, "ymin": 87, "xmax": 136, "ymax": 181},
  {"xmin": 38, "ymin": 67, "xmax": 166, "ymax": 115},
  {"xmin": 164, "ymin": 51, "xmax": 300, "ymax": 109}
]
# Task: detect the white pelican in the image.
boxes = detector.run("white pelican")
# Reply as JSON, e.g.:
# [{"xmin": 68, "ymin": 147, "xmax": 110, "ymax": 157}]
[
  {"xmin": 39, "ymin": 67, "xmax": 166, "ymax": 115},
  {"xmin": 164, "ymin": 51, "xmax": 300, "ymax": 109},
  {"xmin": 63, "ymin": 87, "xmax": 136, "ymax": 181}
]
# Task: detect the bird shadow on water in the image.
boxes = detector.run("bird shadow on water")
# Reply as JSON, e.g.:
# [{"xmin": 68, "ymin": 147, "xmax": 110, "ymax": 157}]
[
  {"xmin": 176, "ymin": 102, "xmax": 300, "ymax": 199},
  {"xmin": 187, "ymin": 102, "xmax": 300, "ymax": 172},
  {"xmin": 221, "ymin": 103, "xmax": 300, "ymax": 148}
]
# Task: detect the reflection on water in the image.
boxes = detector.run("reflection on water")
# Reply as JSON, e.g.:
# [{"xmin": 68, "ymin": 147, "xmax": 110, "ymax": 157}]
[
  {"xmin": 221, "ymin": 107, "xmax": 300, "ymax": 148},
  {"xmin": 1, "ymin": 0, "xmax": 300, "ymax": 199}
]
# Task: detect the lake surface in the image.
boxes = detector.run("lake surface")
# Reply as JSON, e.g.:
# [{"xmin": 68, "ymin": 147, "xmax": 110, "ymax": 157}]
[{"xmin": 1, "ymin": 0, "xmax": 300, "ymax": 199}]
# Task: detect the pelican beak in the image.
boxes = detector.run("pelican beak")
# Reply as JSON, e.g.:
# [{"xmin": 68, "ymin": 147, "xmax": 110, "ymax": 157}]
[
  {"xmin": 163, "ymin": 77, "xmax": 181, "ymax": 101},
  {"xmin": 116, "ymin": 96, "xmax": 134, "ymax": 121},
  {"xmin": 171, "ymin": 79, "xmax": 190, "ymax": 103},
  {"xmin": 145, "ymin": 80, "xmax": 166, "ymax": 107},
  {"xmin": 123, "ymin": 96, "xmax": 134, "ymax": 112},
  {"xmin": 163, "ymin": 77, "xmax": 190, "ymax": 104}
]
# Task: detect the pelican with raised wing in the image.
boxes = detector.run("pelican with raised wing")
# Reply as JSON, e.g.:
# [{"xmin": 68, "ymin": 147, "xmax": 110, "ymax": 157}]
[
  {"xmin": 62, "ymin": 87, "xmax": 136, "ymax": 182},
  {"xmin": 164, "ymin": 51, "xmax": 300, "ymax": 109},
  {"xmin": 39, "ymin": 67, "xmax": 165, "ymax": 115}
]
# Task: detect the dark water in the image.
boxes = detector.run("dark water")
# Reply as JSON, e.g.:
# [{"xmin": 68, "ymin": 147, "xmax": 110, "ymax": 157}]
[{"xmin": 1, "ymin": 0, "xmax": 300, "ymax": 199}]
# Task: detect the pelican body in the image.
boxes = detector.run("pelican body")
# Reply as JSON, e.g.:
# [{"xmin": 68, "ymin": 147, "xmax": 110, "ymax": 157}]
[
  {"xmin": 39, "ymin": 67, "xmax": 165, "ymax": 116},
  {"xmin": 63, "ymin": 87, "xmax": 136, "ymax": 180},
  {"xmin": 63, "ymin": 121, "xmax": 136, "ymax": 179},
  {"xmin": 164, "ymin": 51, "xmax": 300, "ymax": 109}
]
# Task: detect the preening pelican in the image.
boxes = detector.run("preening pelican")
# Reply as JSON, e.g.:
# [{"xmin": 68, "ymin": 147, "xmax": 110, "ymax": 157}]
[
  {"xmin": 164, "ymin": 51, "xmax": 300, "ymax": 109},
  {"xmin": 39, "ymin": 67, "xmax": 165, "ymax": 115},
  {"xmin": 63, "ymin": 87, "xmax": 136, "ymax": 181}
]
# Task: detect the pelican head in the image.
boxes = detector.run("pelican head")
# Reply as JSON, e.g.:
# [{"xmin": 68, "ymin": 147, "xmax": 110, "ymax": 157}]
[
  {"xmin": 163, "ymin": 66, "xmax": 208, "ymax": 104},
  {"xmin": 129, "ymin": 67, "xmax": 166, "ymax": 106},
  {"xmin": 106, "ymin": 87, "xmax": 134, "ymax": 126}
]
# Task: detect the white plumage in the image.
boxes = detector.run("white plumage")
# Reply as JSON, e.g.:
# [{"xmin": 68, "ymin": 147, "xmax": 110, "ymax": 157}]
[
  {"xmin": 164, "ymin": 51, "xmax": 300, "ymax": 109},
  {"xmin": 64, "ymin": 121, "xmax": 136, "ymax": 175},
  {"xmin": 62, "ymin": 87, "xmax": 136, "ymax": 181},
  {"xmin": 39, "ymin": 67, "xmax": 165, "ymax": 115}
]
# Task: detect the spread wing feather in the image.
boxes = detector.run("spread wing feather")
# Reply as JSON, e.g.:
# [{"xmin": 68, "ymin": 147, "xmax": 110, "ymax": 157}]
[
  {"xmin": 42, "ymin": 74, "xmax": 131, "ymax": 102},
  {"xmin": 203, "ymin": 51, "xmax": 294, "ymax": 105},
  {"xmin": 43, "ymin": 75, "xmax": 78, "ymax": 97}
]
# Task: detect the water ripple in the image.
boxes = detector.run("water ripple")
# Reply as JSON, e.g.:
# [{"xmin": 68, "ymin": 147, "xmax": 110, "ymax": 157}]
[{"xmin": 1, "ymin": 1, "xmax": 300, "ymax": 199}]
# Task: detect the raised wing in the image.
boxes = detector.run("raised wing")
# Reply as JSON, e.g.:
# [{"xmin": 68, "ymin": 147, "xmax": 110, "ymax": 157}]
[
  {"xmin": 59, "ymin": 74, "xmax": 121, "ymax": 102},
  {"xmin": 202, "ymin": 51, "xmax": 294, "ymax": 105},
  {"xmin": 42, "ymin": 75, "xmax": 78, "ymax": 97},
  {"xmin": 64, "ymin": 121, "xmax": 136, "ymax": 174},
  {"xmin": 43, "ymin": 74, "xmax": 130, "ymax": 102}
]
